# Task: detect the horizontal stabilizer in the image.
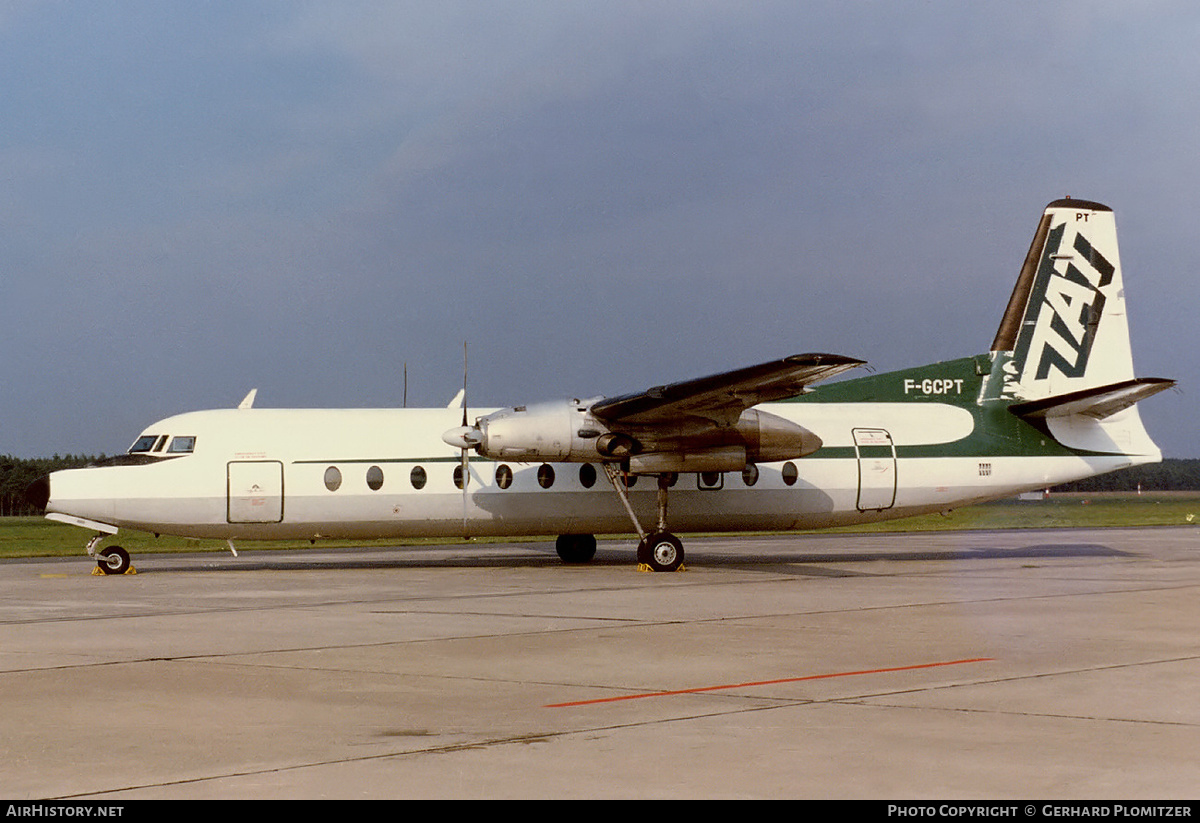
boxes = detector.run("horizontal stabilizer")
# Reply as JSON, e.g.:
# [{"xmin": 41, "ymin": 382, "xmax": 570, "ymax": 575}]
[{"xmin": 1009, "ymin": 378, "xmax": 1175, "ymax": 420}]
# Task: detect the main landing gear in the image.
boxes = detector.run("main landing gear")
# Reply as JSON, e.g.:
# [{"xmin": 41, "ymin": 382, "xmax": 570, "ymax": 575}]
[
  {"xmin": 554, "ymin": 529, "xmax": 683, "ymax": 572},
  {"xmin": 555, "ymin": 533, "xmax": 597, "ymax": 564},
  {"xmin": 554, "ymin": 468, "xmax": 685, "ymax": 572},
  {"xmin": 604, "ymin": 464, "xmax": 685, "ymax": 573},
  {"xmin": 637, "ymin": 530, "xmax": 683, "ymax": 573}
]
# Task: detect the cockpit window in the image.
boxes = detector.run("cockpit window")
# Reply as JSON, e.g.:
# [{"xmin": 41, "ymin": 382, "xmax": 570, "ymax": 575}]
[
  {"xmin": 167, "ymin": 436, "xmax": 196, "ymax": 454},
  {"xmin": 129, "ymin": 435, "xmax": 159, "ymax": 453},
  {"xmin": 129, "ymin": 434, "xmax": 196, "ymax": 455}
]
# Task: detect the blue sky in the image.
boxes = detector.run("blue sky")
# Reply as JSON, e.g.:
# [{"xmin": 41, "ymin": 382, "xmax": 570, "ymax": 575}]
[{"xmin": 2, "ymin": 1, "xmax": 1197, "ymax": 457}]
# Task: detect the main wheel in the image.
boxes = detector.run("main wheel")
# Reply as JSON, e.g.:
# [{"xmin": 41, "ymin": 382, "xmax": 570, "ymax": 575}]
[
  {"xmin": 97, "ymin": 546, "xmax": 131, "ymax": 575},
  {"xmin": 555, "ymin": 534, "xmax": 597, "ymax": 564},
  {"xmin": 638, "ymin": 531, "xmax": 684, "ymax": 572}
]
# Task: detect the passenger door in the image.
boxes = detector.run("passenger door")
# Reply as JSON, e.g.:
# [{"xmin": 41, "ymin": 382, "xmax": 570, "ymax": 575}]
[
  {"xmin": 227, "ymin": 461, "xmax": 284, "ymax": 523},
  {"xmin": 852, "ymin": 428, "xmax": 896, "ymax": 511}
]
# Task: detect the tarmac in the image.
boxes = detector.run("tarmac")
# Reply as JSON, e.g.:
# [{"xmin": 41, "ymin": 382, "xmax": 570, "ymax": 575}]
[{"xmin": 1, "ymin": 527, "xmax": 1197, "ymax": 799}]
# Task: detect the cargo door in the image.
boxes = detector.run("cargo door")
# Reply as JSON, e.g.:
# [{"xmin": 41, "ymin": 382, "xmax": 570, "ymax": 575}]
[
  {"xmin": 853, "ymin": 428, "xmax": 896, "ymax": 511},
  {"xmin": 227, "ymin": 461, "xmax": 284, "ymax": 523}
]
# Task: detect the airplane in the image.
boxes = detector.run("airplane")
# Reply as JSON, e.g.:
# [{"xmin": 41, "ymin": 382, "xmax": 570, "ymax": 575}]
[{"xmin": 26, "ymin": 198, "xmax": 1174, "ymax": 575}]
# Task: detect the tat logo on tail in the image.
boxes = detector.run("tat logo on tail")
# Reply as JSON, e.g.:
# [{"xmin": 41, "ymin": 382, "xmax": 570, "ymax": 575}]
[
  {"xmin": 1019, "ymin": 224, "xmax": 1113, "ymax": 381},
  {"xmin": 998, "ymin": 201, "xmax": 1131, "ymax": 402}
]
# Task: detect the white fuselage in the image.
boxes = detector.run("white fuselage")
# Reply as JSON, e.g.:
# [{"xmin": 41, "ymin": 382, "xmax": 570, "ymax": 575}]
[{"xmin": 44, "ymin": 402, "xmax": 1151, "ymax": 542}]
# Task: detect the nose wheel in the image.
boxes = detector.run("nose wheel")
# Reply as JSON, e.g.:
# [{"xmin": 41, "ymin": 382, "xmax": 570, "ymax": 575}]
[{"xmin": 96, "ymin": 546, "xmax": 131, "ymax": 575}]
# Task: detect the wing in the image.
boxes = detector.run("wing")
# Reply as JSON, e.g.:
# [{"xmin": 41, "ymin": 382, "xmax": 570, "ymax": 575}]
[{"xmin": 590, "ymin": 352, "xmax": 864, "ymax": 427}]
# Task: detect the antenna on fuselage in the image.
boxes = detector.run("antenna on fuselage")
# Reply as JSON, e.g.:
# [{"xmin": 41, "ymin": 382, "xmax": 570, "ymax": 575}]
[{"xmin": 238, "ymin": 389, "xmax": 257, "ymax": 410}]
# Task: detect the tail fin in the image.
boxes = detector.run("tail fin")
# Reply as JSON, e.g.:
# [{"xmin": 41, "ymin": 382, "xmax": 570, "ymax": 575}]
[
  {"xmin": 990, "ymin": 198, "xmax": 1133, "ymax": 400},
  {"xmin": 987, "ymin": 198, "xmax": 1172, "ymax": 457}
]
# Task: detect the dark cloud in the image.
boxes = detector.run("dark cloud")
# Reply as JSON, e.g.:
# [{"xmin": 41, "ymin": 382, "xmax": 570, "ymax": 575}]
[{"xmin": 1, "ymin": 2, "xmax": 1195, "ymax": 457}]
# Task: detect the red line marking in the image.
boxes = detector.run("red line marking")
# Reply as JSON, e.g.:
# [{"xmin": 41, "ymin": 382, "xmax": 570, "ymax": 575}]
[{"xmin": 544, "ymin": 657, "xmax": 993, "ymax": 708}]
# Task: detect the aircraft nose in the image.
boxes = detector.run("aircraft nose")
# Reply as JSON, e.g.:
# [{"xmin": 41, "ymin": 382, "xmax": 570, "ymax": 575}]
[{"xmin": 25, "ymin": 475, "xmax": 50, "ymax": 512}]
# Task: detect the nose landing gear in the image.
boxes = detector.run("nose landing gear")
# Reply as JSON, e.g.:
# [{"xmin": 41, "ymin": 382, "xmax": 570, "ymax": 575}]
[
  {"xmin": 84, "ymin": 534, "xmax": 134, "ymax": 576},
  {"xmin": 95, "ymin": 546, "xmax": 131, "ymax": 576}
]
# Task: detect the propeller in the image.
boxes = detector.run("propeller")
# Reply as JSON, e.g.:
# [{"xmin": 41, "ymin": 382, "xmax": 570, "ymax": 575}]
[{"xmin": 443, "ymin": 343, "xmax": 477, "ymax": 537}]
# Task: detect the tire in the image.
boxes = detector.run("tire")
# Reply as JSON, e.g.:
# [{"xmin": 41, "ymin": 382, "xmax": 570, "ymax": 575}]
[
  {"xmin": 639, "ymin": 531, "xmax": 684, "ymax": 572},
  {"xmin": 555, "ymin": 534, "xmax": 597, "ymax": 564},
  {"xmin": 97, "ymin": 546, "xmax": 131, "ymax": 576}
]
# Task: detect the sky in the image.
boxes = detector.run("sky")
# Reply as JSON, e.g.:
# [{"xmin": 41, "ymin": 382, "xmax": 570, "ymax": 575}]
[{"xmin": 2, "ymin": 1, "xmax": 1197, "ymax": 458}]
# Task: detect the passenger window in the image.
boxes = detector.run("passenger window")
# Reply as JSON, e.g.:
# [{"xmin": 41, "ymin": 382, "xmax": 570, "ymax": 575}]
[
  {"xmin": 782, "ymin": 462, "xmax": 798, "ymax": 486},
  {"xmin": 495, "ymin": 464, "xmax": 513, "ymax": 489},
  {"xmin": 698, "ymin": 471, "xmax": 723, "ymax": 491},
  {"xmin": 324, "ymin": 466, "xmax": 342, "ymax": 491},
  {"xmin": 410, "ymin": 466, "xmax": 427, "ymax": 490},
  {"xmin": 537, "ymin": 464, "xmax": 555, "ymax": 489},
  {"xmin": 366, "ymin": 465, "xmax": 384, "ymax": 491},
  {"xmin": 579, "ymin": 464, "xmax": 597, "ymax": 488},
  {"xmin": 167, "ymin": 436, "xmax": 196, "ymax": 454},
  {"xmin": 454, "ymin": 464, "xmax": 468, "ymax": 490},
  {"xmin": 742, "ymin": 464, "xmax": 759, "ymax": 486}
]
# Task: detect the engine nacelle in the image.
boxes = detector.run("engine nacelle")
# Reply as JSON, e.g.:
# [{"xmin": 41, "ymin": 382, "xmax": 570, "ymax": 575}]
[
  {"xmin": 737, "ymin": 409, "xmax": 823, "ymax": 463},
  {"xmin": 465, "ymin": 401, "xmax": 823, "ymax": 470},
  {"xmin": 474, "ymin": 401, "xmax": 605, "ymax": 462},
  {"xmin": 628, "ymin": 447, "xmax": 747, "ymax": 474},
  {"xmin": 625, "ymin": 410, "xmax": 821, "ymax": 473}
]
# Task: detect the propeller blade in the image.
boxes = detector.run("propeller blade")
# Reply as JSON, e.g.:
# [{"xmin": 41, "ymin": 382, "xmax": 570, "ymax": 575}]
[
  {"xmin": 461, "ymin": 342, "xmax": 468, "ymax": 428},
  {"xmin": 461, "ymin": 342, "xmax": 469, "ymax": 537},
  {"xmin": 461, "ymin": 445, "xmax": 470, "ymax": 536}
]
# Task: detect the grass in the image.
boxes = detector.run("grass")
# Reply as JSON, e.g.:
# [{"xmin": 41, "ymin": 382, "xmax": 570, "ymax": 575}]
[
  {"xmin": 2, "ymin": 492, "xmax": 1197, "ymax": 560},
  {"xmin": 0, "ymin": 519, "xmax": 467, "ymax": 560},
  {"xmin": 814, "ymin": 491, "xmax": 1200, "ymax": 533}
]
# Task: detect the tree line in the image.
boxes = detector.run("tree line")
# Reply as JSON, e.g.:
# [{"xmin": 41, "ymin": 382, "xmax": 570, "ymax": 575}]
[
  {"xmin": 3, "ymin": 454, "xmax": 1199, "ymax": 517},
  {"xmin": 1049, "ymin": 458, "xmax": 1200, "ymax": 493}
]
